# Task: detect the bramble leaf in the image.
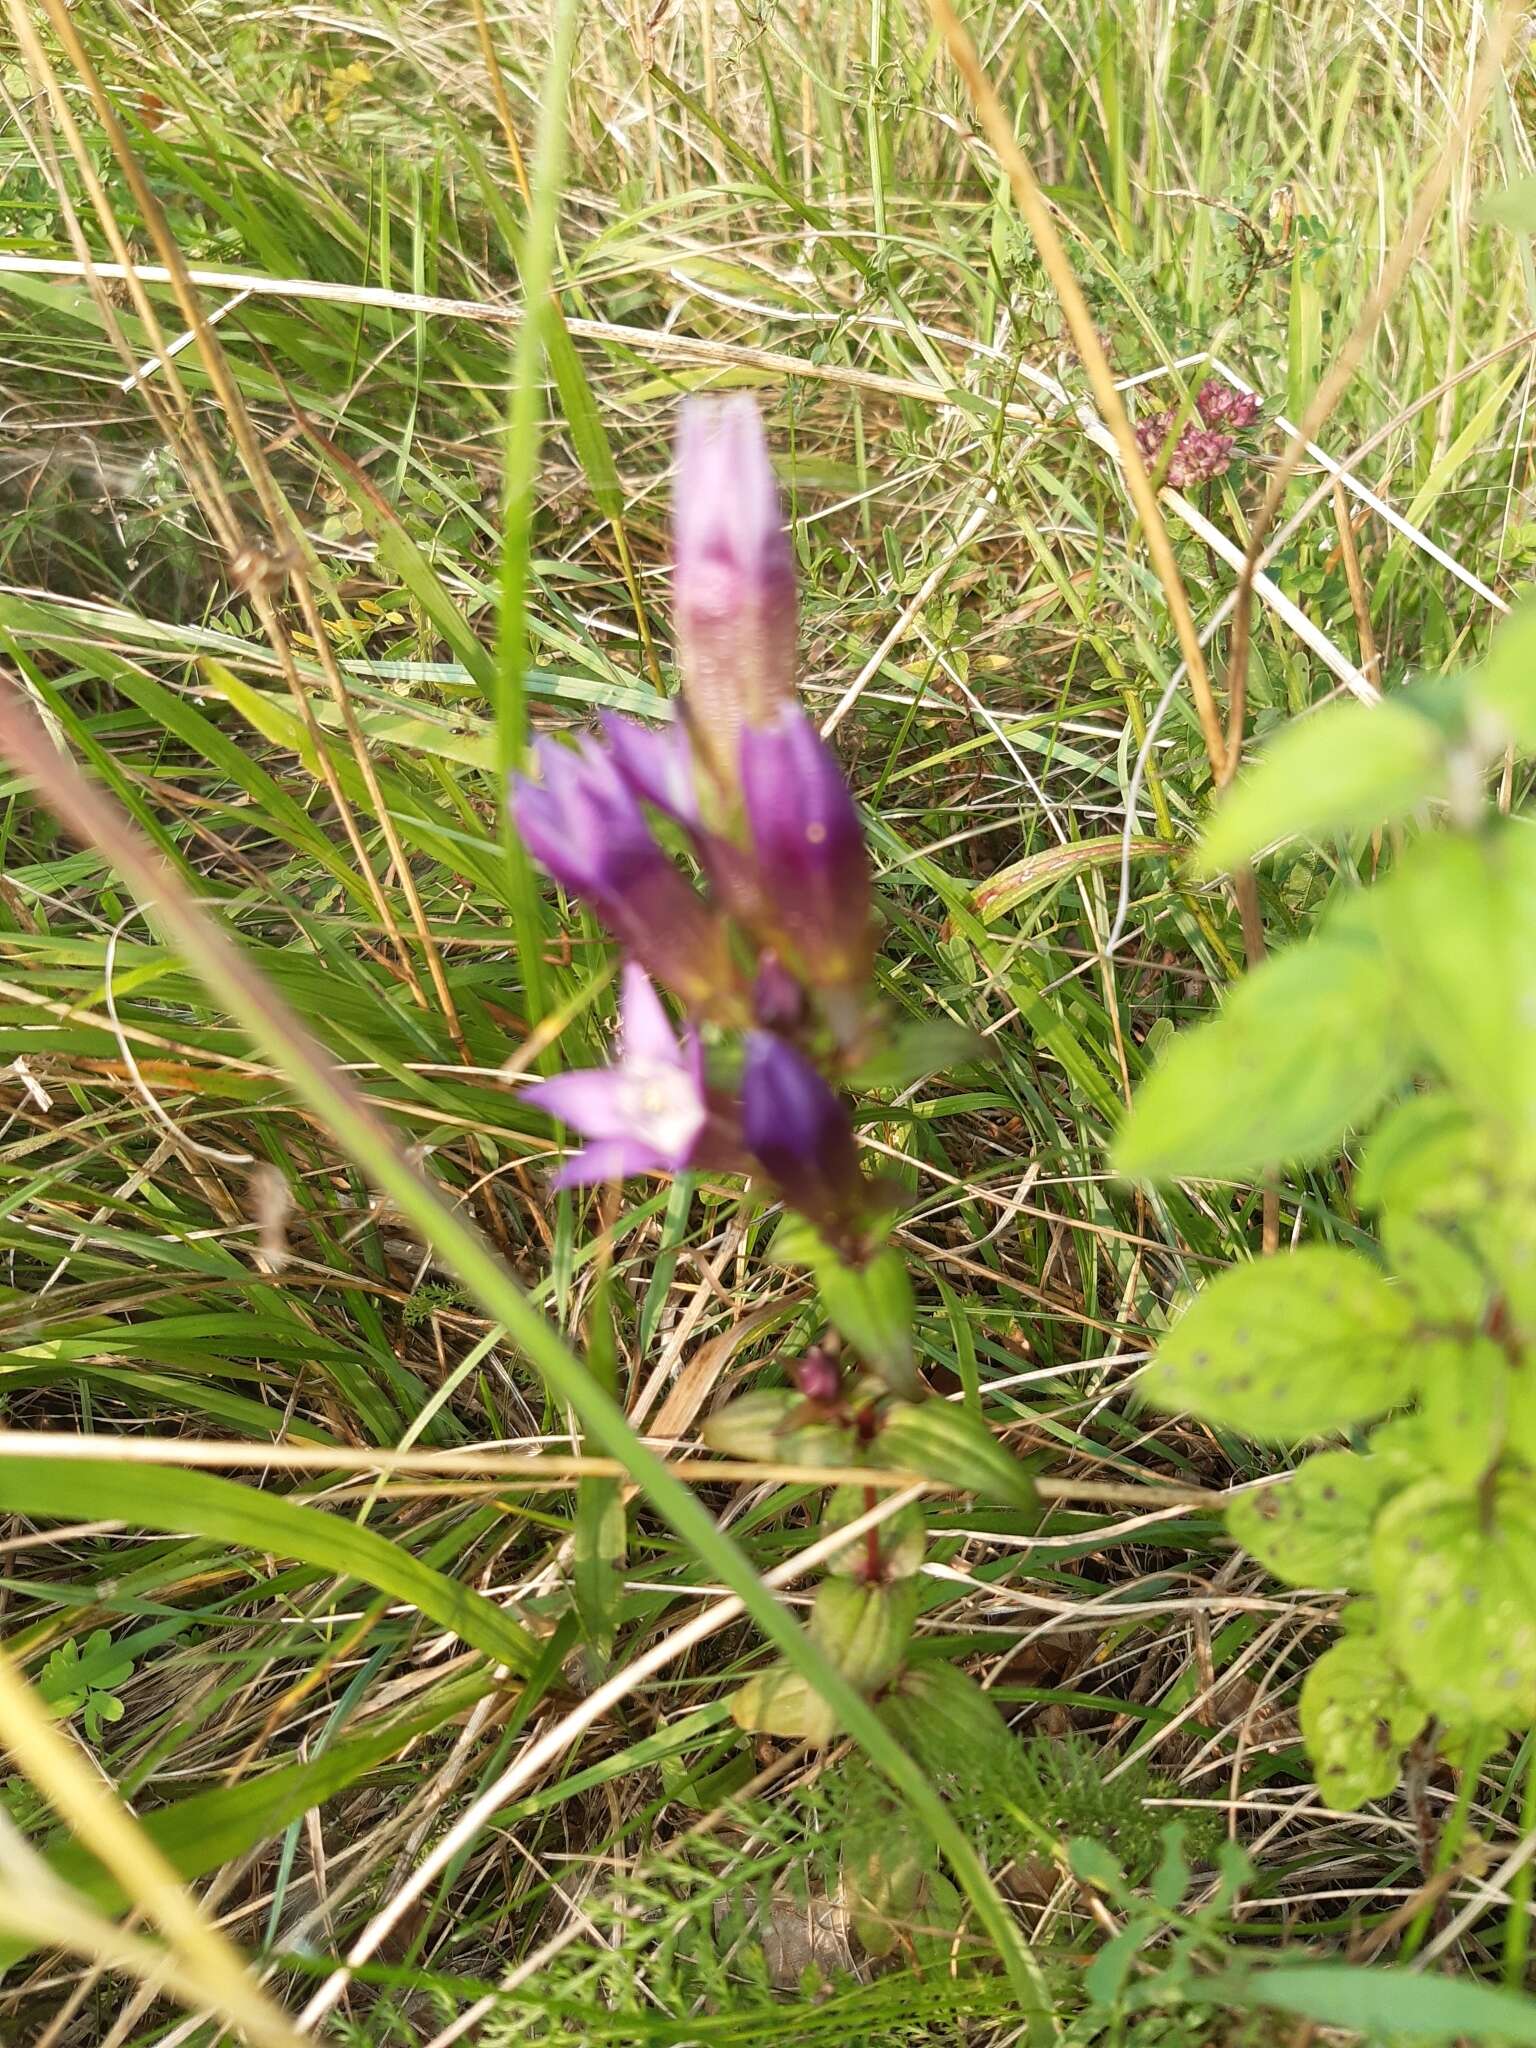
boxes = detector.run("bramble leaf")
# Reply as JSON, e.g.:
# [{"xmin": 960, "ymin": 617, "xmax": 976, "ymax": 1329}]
[
  {"xmin": 1115, "ymin": 923, "xmax": 1412, "ymax": 1181},
  {"xmin": 1146, "ymin": 1247, "xmax": 1415, "ymax": 1442},
  {"xmin": 1374, "ymin": 1477, "xmax": 1536, "ymax": 1726},
  {"xmin": 1196, "ymin": 698, "xmax": 1446, "ymax": 875},
  {"xmin": 1228, "ymin": 1450, "xmax": 1399, "ymax": 1589},
  {"xmin": 1299, "ymin": 1638, "xmax": 1427, "ymax": 1810}
]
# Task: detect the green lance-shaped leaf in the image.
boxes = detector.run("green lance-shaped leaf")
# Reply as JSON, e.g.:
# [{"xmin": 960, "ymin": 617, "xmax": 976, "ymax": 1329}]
[
  {"xmin": 810, "ymin": 1575, "xmax": 922, "ymax": 1694},
  {"xmin": 1374, "ymin": 1476, "xmax": 1536, "ymax": 1727},
  {"xmin": 0, "ymin": 1458, "xmax": 533, "ymax": 1671},
  {"xmin": 1243, "ymin": 1963, "xmax": 1536, "ymax": 2045},
  {"xmin": 699, "ymin": 1388, "xmax": 855, "ymax": 1467},
  {"xmin": 1145, "ymin": 1246, "xmax": 1415, "ymax": 1443},
  {"xmin": 729, "ymin": 1664, "xmax": 840, "ymax": 1745},
  {"xmin": 872, "ymin": 1400, "xmax": 1038, "ymax": 1514},
  {"xmin": 1115, "ymin": 918, "xmax": 1414, "ymax": 1181},
  {"xmin": 1229, "ymin": 1450, "xmax": 1402, "ymax": 1590},
  {"xmin": 774, "ymin": 1216, "xmax": 920, "ymax": 1399},
  {"xmin": 1299, "ymin": 1638, "xmax": 1428, "ymax": 1810}
]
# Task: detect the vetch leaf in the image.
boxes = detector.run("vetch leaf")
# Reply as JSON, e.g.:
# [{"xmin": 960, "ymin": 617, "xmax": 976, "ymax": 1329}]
[
  {"xmin": 1228, "ymin": 1450, "xmax": 1400, "ymax": 1589},
  {"xmin": 1197, "ymin": 697, "xmax": 1446, "ymax": 875},
  {"xmin": 1146, "ymin": 1246, "xmax": 1415, "ymax": 1442},
  {"xmin": 1115, "ymin": 922, "xmax": 1412, "ymax": 1181},
  {"xmin": 1299, "ymin": 1637, "xmax": 1426, "ymax": 1809},
  {"xmin": 1374, "ymin": 1476, "xmax": 1536, "ymax": 1726}
]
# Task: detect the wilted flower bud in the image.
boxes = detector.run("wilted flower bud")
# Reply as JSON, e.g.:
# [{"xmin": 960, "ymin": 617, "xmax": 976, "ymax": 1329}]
[
  {"xmin": 794, "ymin": 1343, "xmax": 842, "ymax": 1406},
  {"xmin": 739, "ymin": 707, "xmax": 875, "ymax": 1004},
  {"xmin": 672, "ymin": 396, "xmax": 798, "ymax": 786},
  {"xmin": 511, "ymin": 735, "xmax": 739, "ymax": 1015}
]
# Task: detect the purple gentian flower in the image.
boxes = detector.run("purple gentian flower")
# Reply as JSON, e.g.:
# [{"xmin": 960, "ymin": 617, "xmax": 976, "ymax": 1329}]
[
  {"xmin": 672, "ymin": 396, "xmax": 798, "ymax": 785},
  {"xmin": 738, "ymin": 707, "xmax": 875, "ymax": 1000},
  {"xmin": 742, "ymin": 1030, "xmax": 869, "ymax": 1245},
  {"xmin": 511, "ymin": 734, "xmax": 736, "ymax": 1013},
  {"xmin": 529, "ymin": 966, "xmax": 727, "ymax": 1186},
  {"xmin": 599, "ymin": 711, "xmax": 700, "ymax": 827}
]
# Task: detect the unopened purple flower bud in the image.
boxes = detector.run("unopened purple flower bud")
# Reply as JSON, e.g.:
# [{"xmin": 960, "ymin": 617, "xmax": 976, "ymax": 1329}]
[
  {"xmin": 752, "ymin": 950, "xmax": 807, "ymax": 1034},
  {"xmin": 794, "ymin": 1344, "xmax": 842, "ymax": 1406},
  {"xmin": 1195, "ymin": 378, "xmax": 1261, "ymax": 431},
  {"xmin": 1165, "ymin": 425, "xmax": 1235, "ymax": 488},
  {"xmin": 739, "ymin": 707, "xmax": 875, "ymax": 999},
  {"xmin": 672, "ymin": 396, "xmax": 798, "ymax": 786},
  {"xmin": 742, "ymin": 1031, "xmax": 869, "ymax": 1243},
  {"xmin": 511, "ymin": 734, "xmax": 738, "ymax": 1014}
]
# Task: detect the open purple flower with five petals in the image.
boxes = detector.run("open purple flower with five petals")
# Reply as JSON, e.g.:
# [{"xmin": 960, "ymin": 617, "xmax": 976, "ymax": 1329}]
[{"xmin": 529, "ymin": 966, "xmax": 734, "ymax": 1187}]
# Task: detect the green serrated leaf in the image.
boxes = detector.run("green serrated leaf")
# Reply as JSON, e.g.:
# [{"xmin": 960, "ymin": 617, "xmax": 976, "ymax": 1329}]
[
  {"xmin": 1196, "ymin": 698, "xmax": 1446, "ymax": 875},
  {"xmin": 1147, "ymin": 1246, "xmax": 1415, "ymax": 1442},
  {"xmin": 1115, "ymin": 922, "xmax": 1412, "ymax": 1181},
  {"xmin": 1228, "ymin": 1450, "xmax": 1400, "ymax": 1589},
  {"xmin": 1374, "ymin": 1476, "xmax": 1536, "ymax": 1726},
  {"xmin": 1299, "ymin": 1638, "xmax": 1428, "ymax": 1809},
  {"xmin": 1376, "ymin": 828, "xmax": 1536, "ymax": 1153},
  {"xmin": 1469, "ymin": 589, "xmax": 1536, "ymax": 747}
]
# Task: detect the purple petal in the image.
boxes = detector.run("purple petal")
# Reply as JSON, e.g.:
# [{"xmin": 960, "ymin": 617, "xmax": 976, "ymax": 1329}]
[
  {"xmin": 552, "ymin": 1138, "xmax": 672, "ymax": 1188},
  {"xmin": 738, "ymin": 709, "xmax": 873, "ymax": 991},
  {"xmin": 527, "ymin": 1067, "xmax": 637, "ymax": 1142},
  {"xmin": 742, "ymin": 1031, "xmax": 866, "ymax": 1235},
  {"xmin": 601, "ymin": 712, "xmax": 701, "ymax": 826},
  {"xmin": 618, "ymin": 964, "xmax": 683, "ymax": 1069},
  {"xmin": 671, "ymin": 397, "xmax": 798, "ymax": 777}
]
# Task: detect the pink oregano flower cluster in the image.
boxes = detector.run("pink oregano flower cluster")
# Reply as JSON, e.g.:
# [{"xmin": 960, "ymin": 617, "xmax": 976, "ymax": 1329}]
[
  {"xmin": 1133, "ymin": 376, "xmax": 1262, "ymax": 488},
  {"xmin": 511, "ymin": 398, "xmax": 881, "ymax": 1262}
]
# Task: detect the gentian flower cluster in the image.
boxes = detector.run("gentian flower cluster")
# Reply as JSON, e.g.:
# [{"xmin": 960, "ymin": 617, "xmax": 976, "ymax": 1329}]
[
  {"xmin": 1134, "ymin": 376, "xmax": 1263, "ymax": 488},
  {"xmin": 512, "ymin": 395, "xmax": 881, "ymax": 1260}
]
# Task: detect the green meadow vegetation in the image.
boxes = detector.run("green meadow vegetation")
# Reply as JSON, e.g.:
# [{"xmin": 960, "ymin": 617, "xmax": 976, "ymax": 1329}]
[{"xmin": 2, "ymin": 0, "xmax": 1536, "ymax": 2040}]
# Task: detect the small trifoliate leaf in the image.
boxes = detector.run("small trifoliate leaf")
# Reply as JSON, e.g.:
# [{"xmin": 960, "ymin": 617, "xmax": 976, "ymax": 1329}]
[
  {"xmin": 1374, "ymin": 1477, "xmax": 1536, "ymax": 1727},
  {"xmin": 1146, "ymin": 1246, "xmax": 1416, "ymax": 1442},
  {"xmin": 1228, "ymin": 1450, "xmax": 1400, "ymax": 1589},
  {"xmin": 1299, "ymin": 1637, "xmax": 1427, "ymax": 1809},
  {"xmin": 1196, "ymin": 698, "xmax": 1446, "ymax": 876},
  {"xmin": 1115, "ymin": 923, "xmax": 1412, "ymax": 1181}
]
